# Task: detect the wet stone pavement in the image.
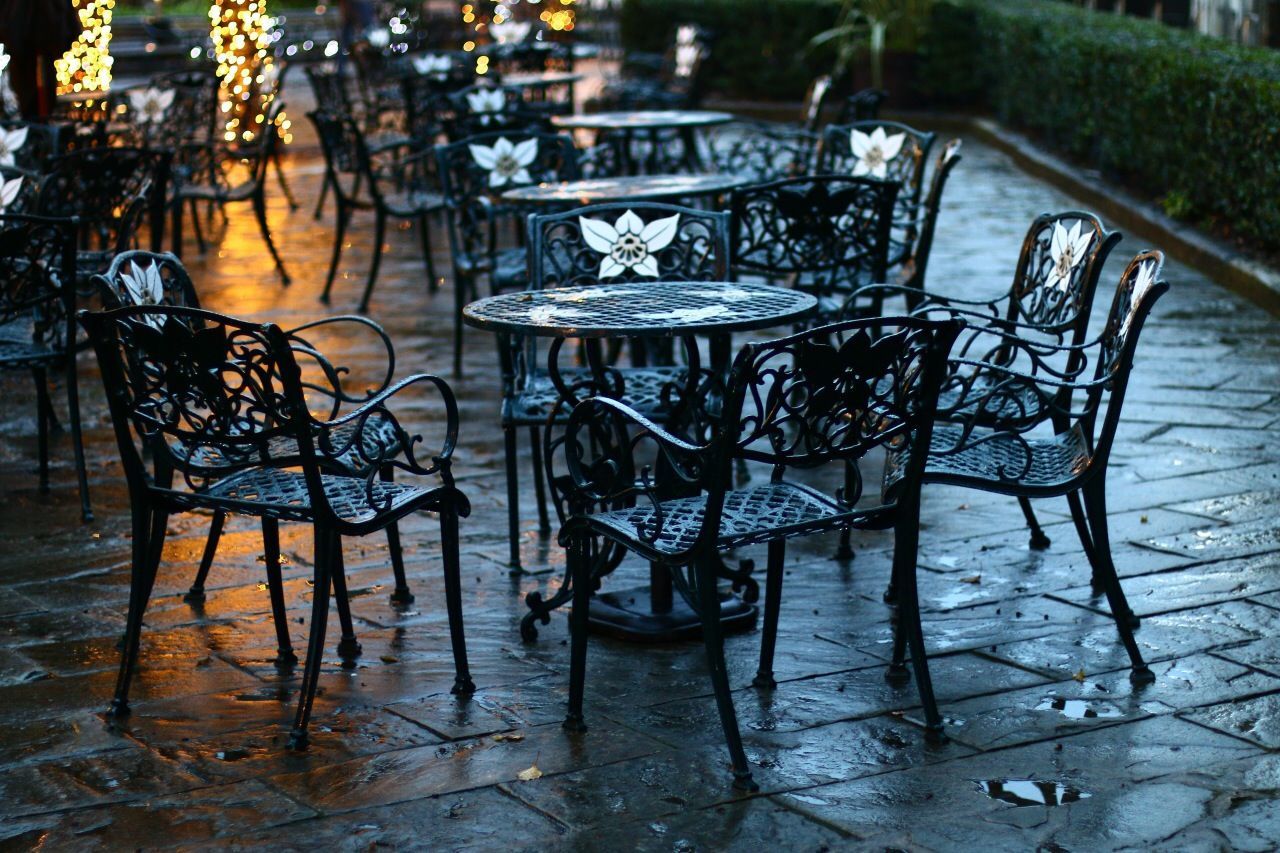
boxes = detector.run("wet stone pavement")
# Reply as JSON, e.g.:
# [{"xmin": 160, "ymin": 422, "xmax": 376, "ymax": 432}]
[{"xmin": 2, "ymin": 115, "xmax": 1280, "ymax": 851}]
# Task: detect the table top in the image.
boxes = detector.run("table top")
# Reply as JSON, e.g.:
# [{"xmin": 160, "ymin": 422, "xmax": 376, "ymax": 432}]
[
  {"xmin": 552, "ymin": 110, "xmax": 735, "ymax": 131},
  {"xmin": 500, "ymin": 173, "xmax": 751, "ymax": 205},
  {"xmin": 501, "ymin": 71, "xmax": 584, "ymax": 88},
  {"xmin": 463, "ymin": 281, "xmax": 816, "ymax": 339}
]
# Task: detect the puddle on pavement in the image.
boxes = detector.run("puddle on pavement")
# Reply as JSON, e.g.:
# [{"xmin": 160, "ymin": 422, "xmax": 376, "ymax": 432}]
[
  {"xmin": 975, "ymin": 779, "xmax": 1092, "ymax": 807},
  {"xmin": 1035, "ymin": 696, "xmax": 1123, "ymax": 720}
]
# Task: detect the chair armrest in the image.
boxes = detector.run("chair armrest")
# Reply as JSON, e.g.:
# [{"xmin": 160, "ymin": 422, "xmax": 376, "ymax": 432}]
[{"xmin": 286, "ymin": 315, "xmax": 397, "ymax": 418}]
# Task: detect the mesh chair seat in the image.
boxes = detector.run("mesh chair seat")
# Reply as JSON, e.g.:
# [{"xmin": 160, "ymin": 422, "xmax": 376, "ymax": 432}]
[
  {"xmin": 0, "ymin": 336, "xmax": 58, "ymax": 367},
  {"xmin": 382, "ymin": 187, "xmax": 446, "ymax": 217},
  {"xmin": 885, "ymin": 422, "xmax": 1092, "ymax": 494},
  {"xmin": 507, "ymin": 366, "xmax": 686, "ymax": 424},
  {"xmin": 173, "ymin": 418, "xmax": 403, "ymax": 475},
  {"xmin": 588, "ymin": 481, "xmax": 863, "ymax": 556}
]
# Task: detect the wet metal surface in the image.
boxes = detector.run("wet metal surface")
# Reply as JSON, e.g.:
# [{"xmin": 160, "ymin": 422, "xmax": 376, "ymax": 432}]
[{"xmin": 2, "ymin": 87, "xmax": 1280, "ymax": 849}]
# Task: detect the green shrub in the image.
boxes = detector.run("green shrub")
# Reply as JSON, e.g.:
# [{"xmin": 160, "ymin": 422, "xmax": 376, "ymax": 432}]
[{"xmin": 919, "ymin": 0, "xmax": 1280, "ymax": 254}]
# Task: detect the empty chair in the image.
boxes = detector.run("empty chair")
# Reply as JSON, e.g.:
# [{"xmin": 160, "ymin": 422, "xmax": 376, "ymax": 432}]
[
  {"xmin": 836, "ymin": 87, "xmax": 888, "ymax": 124},
  {"xmin": 80, "ymin": 304, "xmax": 474, "ymax": 749},
  {"xmin": 707, "ymin": 122, "xmax": 820, "ymax": 184}
]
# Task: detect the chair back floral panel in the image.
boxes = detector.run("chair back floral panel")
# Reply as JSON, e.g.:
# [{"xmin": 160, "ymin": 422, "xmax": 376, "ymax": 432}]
[
  {"xmin": 726, "ymin": 319, "xmax": 959, "ymax": 487},
  {"xmin": 0, "ymin": 214, "xmax": 74, "ymax": 348},
  {"xmin": 96, "ymin": 250, "xmax": 200, "ymax": 314},
  {"xmin": 36, "ymin": 148, "xmax": 167, "ymax": 255},
  {"xmin": 529, "ymin": 202, "xmax": 730, "ymax": 290},
  {"xmin": 448, "ymin": 84, "xmax": 532, "ymax": 138},
  {"xmin": 821, "ymin": 121, "xmax": 935, "ymax": 248},
  {"xmin": 1010, "ymin": 212, "xmax": 1117, "ymax": 330},
  {"xmin": 0, "ymin": 169, "xmax": 37, "ymax": 215},
  {"xmin": 730, "ymin": 176, "xmax": 898, "ymax": 296},
  {"xmin": 0, "ymin": 125, "xmax": 28, "ymax": 168},
  {"xmin": 1098, "ymin": 250, "xmax": 1167, "ymax": 391}
]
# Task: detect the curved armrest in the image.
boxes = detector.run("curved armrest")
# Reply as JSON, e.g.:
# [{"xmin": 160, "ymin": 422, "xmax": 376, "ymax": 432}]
[
  {"xmin": 314, "ymin": 372, "xmax": 460, "ymax": 479},
  {"xmin": 286, "ymin": 315, "xmax": 397, "ymax": 417}
]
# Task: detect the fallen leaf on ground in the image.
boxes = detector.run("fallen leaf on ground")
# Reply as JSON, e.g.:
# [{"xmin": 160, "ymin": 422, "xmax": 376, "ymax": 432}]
[
  {"xmin": 960, "ymin": 575, "xmax": 981, "ymax": 584},
  {"xmin": 493, "ymin": 732, "xmax": 525, "ymax": 743},
  {"xmin": 517, "ymin": 764, "xmax": 543, "ymax": 781},
  {"xmin": 1073, "ymin": 668, "xmax": 1087, "ymax": 682},
  {"xmin": 380, "ymin": 655, "xmax": 399, "ymax": 664}
]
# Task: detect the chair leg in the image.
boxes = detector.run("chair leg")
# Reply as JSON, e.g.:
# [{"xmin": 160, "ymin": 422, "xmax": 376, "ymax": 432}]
[
  {"xmin": 109, "ymin": 505, "xmax": 167, "ymax": 718},
  {"xmin": 329, "ymin": 540, "xmax": 362, "ymax": 663},
  {"xmin": 418, "ymin": 212, "xmax": 439, "ymax": 293},
  {"xmin": 695, "ymin": 558, "xmax": 758, "ymax": 792},
  {"xmin": 1066, "ymin": 490, "xmax": 1107, "ymax": 597},
  {"xmin": 529, "ymin": 426, "xmax": 551, "ymax": 535},
  {"xmin": 253, "ymin": 191, "xmax": 291, "ymax": 284},
  {"xmin": 503, "ymin": 425, "xmax": 522, "ymax": 570},
  {"xmin": 753, "ymin": 539, "xmax": 785, "ymax": 689},
  {"xmin": 440, "ymin": 505, "xmax": 476, "ymax": 695},
  {"xmin": 288, "ymin": 526, "xmax": 335, "ymax": 750},
  {"xmin": 895, "ymin": 493, "xmax": 945, "ymax": 743},
  {"xmin": 185, "ymin": 510, "xmax": 225, "ymax": 604},
  {"xmin": 358, "ymin": 210, "xmax": 387, "ymax": 313},
  {"xmin": 189, "ymin": 198, "xmax": 207, "ymax": 254},
  {"xmin": 322, "ymin": 203, "xmax": 350, "ymax": 304},
  {"xmin": 64, "ymin": 353, "xmax": 91, "ymax": 522},
  {"xmin": 378, "ymin": 466, "xmax": 414, "ymax": 605},
  {"xmin": 563, "ymin": 536, "xmax": 591, "ymax": 733},
  {"xmin": 273, "ymin": 148, "xmax": 299, "ymax": 210},
  {"xmin": 453, "ymin": 271, "xmax": 468, "ymax": 376},
  {"xmin": 1082, "ymin": 479, "xmax": 1153, "ymax": 683},
  {"xmin": 171, "ymin": 197, "xmax": 184, "ymax": 258},
  {"xmin": 1018, "ymin": 496, "xmax": 1051, "ymax": 550},
  {"xmin": 32, "ymin": 367, "xmax": 49, "ymax": 493},
  {"xmin": 261, "ymin": 517, "xmax": 298, "ymax": 667},
  {"xmin": 834, "ymin": 462, "xmax": 856, "ymax": 561},
  {"xmin": 313, "ymin": 175, "xmax": 330, "ymax": 221}
]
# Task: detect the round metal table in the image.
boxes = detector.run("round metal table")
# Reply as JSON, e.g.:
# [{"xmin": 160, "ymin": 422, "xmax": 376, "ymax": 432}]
[
  {"xmin": 500, "ymin": 173, "xmax": 751, "ymax": 206},
  {"xmin": 465, "ymin": 281, "xmax": 817, "ymax": 642},
  {"xmin": 552, "ymin": 110, "xmax": 736, "ymax": 176}
]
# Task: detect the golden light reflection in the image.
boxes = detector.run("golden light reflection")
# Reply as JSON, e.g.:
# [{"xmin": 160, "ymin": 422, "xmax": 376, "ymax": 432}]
[{"xmin": 56, "ymin": 0, "xmax": 115, "ymax": 95}]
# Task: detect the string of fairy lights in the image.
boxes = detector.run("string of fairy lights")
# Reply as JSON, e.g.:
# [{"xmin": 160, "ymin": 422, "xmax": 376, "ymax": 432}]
[
  {"xmin": 462, "ymin": 0, "xmax": 576, "ymax": 74},
  {"xmin": 55, "ymin": 0, "xmax": 116, "ymax": 96},
  {"xmin": 209, "ymin": 0, "xmax": 291, "ymax": 144}
]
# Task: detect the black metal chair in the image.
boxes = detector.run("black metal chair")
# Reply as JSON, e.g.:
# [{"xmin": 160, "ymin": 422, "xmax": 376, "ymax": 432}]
[
  {"xmin": 0, "ymin": 167, "xmax": 40, "ymax": 214},
  {"xmin": 836, "ymin": 87, "xmax": 888, "ymax": 124},
  {"xmin": 309, "ymin": 109, "xmax": 443, "ymax": 312},
  {"xmin": 444, "ymin": 82, "xmax": 547, "ymax": 141},
  {"xmin": 729, "ymin": 175, "xmax": 899, "ymax": 321},
  {"xmin": 174, "ymin": 101, "xmax": 290, "ymax": 283},
  {"xmin": 553, "ymin": 316, "xmax": 962, "ymax": 790},
  {"xmin": 0, "ymin": 121, "xmax": 65, "ymax": 171},
  {"xmin": 80, "ymin": 304, "xmax": 474, "ymax": 749},
  {"xmin": 882, "ymin": 252, "xmax": 1171, "ymax": 714},
  {"xmin": 499, "ymin": 201, "xmax": 732, "ymax": 571},
  {"xmin": 0, "ymin": 214, "xmax": 91, "ymax": 521},
  {"xmin": 707, "ymin": 122, "xmax": 820, "ymax": 184},
  {"xmin": 851, "ymin": 211, "xmax": 1123, "ymax": 549},
  {"xmin": 94, "ymin": 249, "xmax": 418, "ymax": 609},
  {"xmin": 434, "ymin": 130, "xmax": 580, "ymax": 373},
  {"xmin": 594, "ymin": 27, "xmax": 710, "ymax": 111},
  {"xmin": 35, "ymin": 147, "xmax": 171, "ymax": 292}
]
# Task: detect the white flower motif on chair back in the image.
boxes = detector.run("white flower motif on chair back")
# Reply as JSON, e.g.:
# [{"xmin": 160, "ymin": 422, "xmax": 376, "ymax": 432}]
[
  {"xmin": 1120, "ymin": 258, "xmax": 1157, "ymax": 339},
  {"xmin": 413, "ymin": 53, "xmax": 453, "ymax": 77},
  {"xmin": 128, "ymin": 87, "xmax": 176, "ymax": 125},
  {"xmin": 0, "ymin": 175, "xmax": 23, "ymax": 212},
  {"xmin": 466, "ymin": 88, "xmax": 507, "ymax": 114},
  {"xmin": 848, "ymin": 127, "xmax": 906, "ymax": 179},
  {"xmin": 676, "ymin": 25, "xmax": 699, "ymax": 47},
  {"xmin": 674, "ymin": 43, "xmax": 702, "ymax": 78},
  {"xmin": 0, "ymin": 45, "xmax": 9, "ymax": 75},
  {"xmin": 469, "ymin": 136, "xmax": 538, "ymax": 188},
  {"xmin": 579, "ymin": 210, "xmax": 681, "ymax": 278},
  {"xmin": 0, "ymin": 126, "xmax": 28, "ymax": 168},
  {"xmin": 1045, "ymin": 221, "xmax": 1093, "ymax": 292},
  {"xmin": 119, "ymin": 261, "xmax": 167, "ymax": 328}
]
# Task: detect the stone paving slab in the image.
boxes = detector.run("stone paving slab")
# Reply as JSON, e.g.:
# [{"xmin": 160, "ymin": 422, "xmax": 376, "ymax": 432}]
[{"xmin": 1, "ymin": 118, "xmax": 1278, "ymax": 849}]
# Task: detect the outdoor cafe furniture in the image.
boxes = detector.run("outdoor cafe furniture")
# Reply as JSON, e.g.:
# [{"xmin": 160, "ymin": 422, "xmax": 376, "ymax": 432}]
[
  {"xmin": 0, "ymin": 120, "xmax": 66, "ymax": 172},
  {"xmin": 310, "ymin": 109, "xmax": 445, "ymax": 312},
  {"xmin": 550, "ymin": 315, "xmax": 961, "ymax": 790},
  {"xmin": 95, "ymin": 249, "xmax": 419, "ymax": 610},
  {"xmin": 445, "ymin": 83, "xmax": 550, "ymax": 142},
  {"xmin": 706, "ymin": 121, "xmax": 821, "ymax": 184},
  {"xmin": 837, "ymin": 87, "xmax": 889, "ymax": 124},
  {"xmin": 499, "ymin": 70, "xmax": 583, "ymax": 118},
  {"xmin": 552, "ymin": 109, "xmax": 735, "ymax": 176},
  {"xmin": 499, "ymin": 173, "xmax": 753, "ymax": 207},
  {"xmin": 851, "ymin": 210, "xmax": 1122, "ymax": 550},
  {"xmin": 0, "ymin": 214, "xmax": 91, "ymax": 521},
  {"xmin": 463, "ymin": 275, "xmax": 817, "ymax": 633},
  {"xmin": 877, "ymin": 253, "xmax": 1171, "ymax": 745},
  {"xmin": 80, "ymin": 304, "xmax": 474, "ymax": 750},
  {"xmin": 594, "ymin": 24, "xmax": 711, "ymax": 112},
  {"xmin": 434, "ymin": 130, "xmax": 581, "ymax": 374}
]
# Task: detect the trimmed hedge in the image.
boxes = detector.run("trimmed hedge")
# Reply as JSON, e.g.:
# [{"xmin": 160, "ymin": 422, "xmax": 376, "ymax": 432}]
[
  {"xmin": 920, "ymin": 0, "xmax": 1280, "ymax": 253},
  {"xmin": 618, "ymin": 0, "xmax": 840, "ymax": 100}
]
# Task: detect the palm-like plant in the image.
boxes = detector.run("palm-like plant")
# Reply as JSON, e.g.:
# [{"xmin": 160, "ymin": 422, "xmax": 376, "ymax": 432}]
[{"xmin": 809, "ymin": 0, "xmax": 934, "ymax": 90}]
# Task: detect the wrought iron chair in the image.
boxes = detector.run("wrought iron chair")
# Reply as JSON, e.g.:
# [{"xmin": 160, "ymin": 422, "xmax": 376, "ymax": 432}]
[
  {"xmin": 594, "ymin": 27, "xmax": 710, "ymax": 111},
  {"xmin": 444, "ymin": 82, "xmax": 548, "ymax": 141},
  {"xmin": 836, "ymin": 87, "xmax": 888, "ymax": 124},
  {"xmin": 434, "ymin": 130, "xmax": 580, "ymax": 374},
  {"xmin": 174, "ymin": 101, "xmax": 291, "ymax": 283},
  {"xmin": 0, "ymin": 167, "xmax": 40, "ymax": 214},
  {"xmin": 35, "ymin": 147, "xmax": 171, "ymax": 292},
  {"xmin": 80, "ymin": 304, "xmax": 474, "ymax": 750},
  {"xmin": 94, "ymin": 250, "xmax": 418, "ymax": 609},
  {"xmin": 309, "ymin": 109, "xmax": 444, "ymax": 312},
  {"xmin": 851, "ymin": 211, "xmax": 1123, "ymax": 548},
  {"xmin": 0, "ymin": 214, "xmax": 91, "ymax": 520},
  {"xmin": 707, "ymin": 122, "xmax": 820, "ymax": 184},
  {"xmin": 553, "ymin": 316, "xmax": 963, "ymax": 790},
  {"xmin": 729, "ymin": 175, "xmax": 899, "ymax": 321},
  {"xmin": 0, "ymin": 121, "xmax": 65, "ymax": 171},
  {"xmin": 499, "ymin": 201, "xmax": 732, "ymax": 571},
  {"xmin": 882, "ymin": 252, "xmax": 1170, "ymax": 705},
  {"xmin": 820, "ymin": 121, "xmax": 936, "ymax": 269}
]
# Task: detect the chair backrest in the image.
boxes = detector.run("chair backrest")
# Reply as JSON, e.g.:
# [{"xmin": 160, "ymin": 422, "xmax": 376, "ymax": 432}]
[
  {"xmin": 527, "ymin": 200, "xmax": 730, "ymax": 290},
  {"xmin": 708, "ymin": 122, "xmax": 819, "ymax": 184},
  {"xmin": 1005, "ymin": 211, "xmax": 1122, "ymax": 336},
  {"xmin": 900, "ymin": 139, "xmax": 963, "ymax": 298},
  {"xmin": 400, "ymin": 71, "xmax": 458, "ymax": 145},
  {"xmin": 305, "ymin": 64, "xmax": 357, "ymax": 119},
  {"xmin": 36, "ymin": 147, "xmax": 170, "ymax": 256},
  {"xmin": 308, "ymin": 110, "xmax": 375, "ymax": 205},
  {"xmin": 0, "ymin": 167, "xmax": 41, "ymax": 215},
  {"xmin": 117, "ymin": 71, "xmax": 219, "ymax": 151},
  {"xmin": 820, "ymin": 120, "xmax": 935, "ymax": 215},
  {"xmin": 0, "ymin": 213, "xmax": 77, "ymax": 355},
  {"xmin": 837, "ymin": 88, "xmax": 888, "ymax": 124},
  {"xmin": 0, "ymin": 122, "xmax": 64, "ymax": 172},
  {"xmin": 729, "ymin": 175, "xmax": 899, "ymax": 291},
  {"xmin": 435, "ymin": 130, "xmax": 580, "ymax": 261},
  {"xmin": 800, "ymin": 75, "xmax": 833, "ymax": 132},
  {"xmin": 446, "ymin": 83, "xmax": 543, "ymax": 140},
  {"xmin": 95, "ymin": 250, "xmax": 200, "ymax": 311}
]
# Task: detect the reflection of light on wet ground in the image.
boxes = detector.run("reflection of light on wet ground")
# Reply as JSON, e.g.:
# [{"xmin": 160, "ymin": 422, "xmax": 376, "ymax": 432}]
[
  {"xmin": 1034, "ymin": 696, "xmax": 1123, "ymax": 720},
  {"xmin": 975, "ymin": 778, "xmax": 1092, "ymax": 807}
]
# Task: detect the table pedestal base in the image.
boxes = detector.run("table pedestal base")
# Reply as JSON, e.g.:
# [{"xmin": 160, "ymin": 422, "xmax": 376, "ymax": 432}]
[{"xmin": 585, "ymin": 586, "xmax": 757, "ymax": 643}]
